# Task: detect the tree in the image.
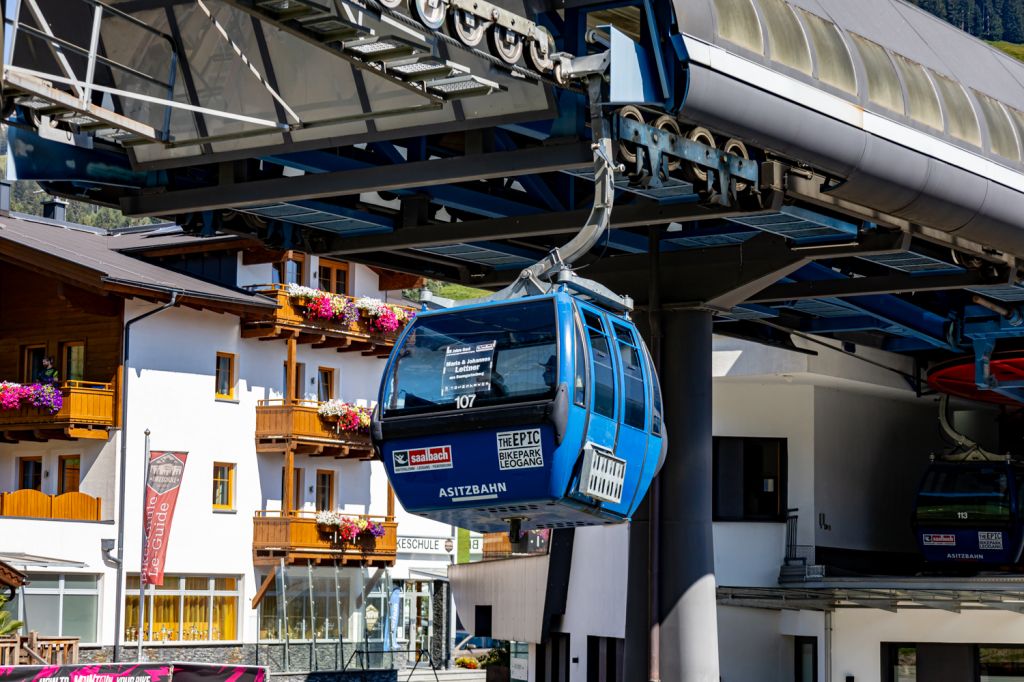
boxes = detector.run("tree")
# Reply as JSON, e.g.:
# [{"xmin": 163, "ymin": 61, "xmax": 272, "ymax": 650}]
[{"xmin": 0, "ymin": 594, "xmax": 23, "ymax": 636}]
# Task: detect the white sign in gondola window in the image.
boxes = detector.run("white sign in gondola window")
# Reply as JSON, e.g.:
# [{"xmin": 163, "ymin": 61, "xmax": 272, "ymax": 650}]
[{"xmin": 441, "ymin": 340, "xmax": 497, "ymax": 398}]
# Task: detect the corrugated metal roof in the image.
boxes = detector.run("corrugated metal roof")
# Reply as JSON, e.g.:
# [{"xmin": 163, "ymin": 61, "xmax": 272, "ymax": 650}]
[{"xmin": 0, "ymin": 215, "xmax": 276, "ymax": 310}]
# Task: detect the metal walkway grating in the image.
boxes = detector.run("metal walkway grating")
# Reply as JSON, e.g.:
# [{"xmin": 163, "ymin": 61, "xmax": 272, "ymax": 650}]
[
  {"xmin": 861, "ymin": 252, "xmax": 964, "ymax": 275},
  {"xmin": 728, "ymin": 206, "xmax": 859, "ymax": 244}
]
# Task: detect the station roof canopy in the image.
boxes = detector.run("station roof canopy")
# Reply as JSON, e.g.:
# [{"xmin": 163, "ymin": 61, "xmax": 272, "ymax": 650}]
[{"xmin": 719, "ymin": 579, "xmax": 1024, "ymax": 613}]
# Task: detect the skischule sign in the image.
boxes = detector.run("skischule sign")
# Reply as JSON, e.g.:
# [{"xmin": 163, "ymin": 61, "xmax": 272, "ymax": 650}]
[{"xmin": 397, "ymin": 534, "xmax": 482, "ymax": 554}]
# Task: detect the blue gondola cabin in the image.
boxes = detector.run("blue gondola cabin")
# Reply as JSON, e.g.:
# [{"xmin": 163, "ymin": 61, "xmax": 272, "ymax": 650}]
[{"xmin": 372, "ymin": 290, "xmax": 666, "ymax": 533}]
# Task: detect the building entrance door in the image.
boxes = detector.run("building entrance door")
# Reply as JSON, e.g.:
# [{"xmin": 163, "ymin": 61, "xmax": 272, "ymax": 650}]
[
  {"xmin": 794, "ymin": 637, "xmax": 817, "ymax": 682},
  {"xmin": 397, "ymin": 581, "xmax": 432, "ymax": 662}
]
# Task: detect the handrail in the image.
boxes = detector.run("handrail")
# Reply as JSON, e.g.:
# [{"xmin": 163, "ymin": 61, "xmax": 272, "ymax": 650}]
[
  {"xmin": 254, "ymin": 510, "xmax": 390, "ymax": 521},
  {"xmin": 62, "ymin": 380, "xmax": 113, "ymax": 390},
  {"xmin": 251, "ymin": 283, "xmax": 418, "ymax": 314},
  {"xmin": 257, "ymin": 398, "xmax": 374, "ymax": 408}
]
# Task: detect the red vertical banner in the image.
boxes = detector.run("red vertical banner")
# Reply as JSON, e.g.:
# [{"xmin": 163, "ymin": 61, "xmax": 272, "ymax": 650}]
[{"xmin": 142, "ymin": 450, "xmax": 187, "ymax": 587}]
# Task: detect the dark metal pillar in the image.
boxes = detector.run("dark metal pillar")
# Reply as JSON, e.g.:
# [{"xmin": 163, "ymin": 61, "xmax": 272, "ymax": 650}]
[{"xmin": 658, "ymin": 309, "xmax": 719, "ymax": 681}]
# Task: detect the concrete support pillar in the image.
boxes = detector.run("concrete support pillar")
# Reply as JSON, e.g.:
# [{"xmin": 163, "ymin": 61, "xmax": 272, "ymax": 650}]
[{"xmin": 658, "ymin": 309, "xmax": 719, "ymax": 681}]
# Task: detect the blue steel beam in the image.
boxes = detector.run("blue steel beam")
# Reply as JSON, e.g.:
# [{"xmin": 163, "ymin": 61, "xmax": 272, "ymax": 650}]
[
  {"xmin": 264, "ymin": 148, "xmax": 548, "ymax": 220},
  {"xmin": 782, "ymin": 263, "xmax": 954, "ymax": 349}
]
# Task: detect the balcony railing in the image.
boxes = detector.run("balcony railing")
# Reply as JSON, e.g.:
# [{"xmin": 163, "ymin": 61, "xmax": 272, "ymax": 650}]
[
  {"xmin": 242, "ymin": 284, "xmax": 414, "ymax": 354},
  {"xmin": 0, "ymin": 381, "xmax": 115, "ymax": 440},
  {"xmin": 253, "ymin": 511, "xmax": 397, "ymax": 567},
  {"xmin": 0, "ymin": 633, "xmax": 79, "ymax": 665},
  {"xmin": 0, "ymin": 489, "xmax": 102, "ymax": 521},
  {"xmin": 255, "ymin": 399, "xmax": 373, "ymax": 458}
]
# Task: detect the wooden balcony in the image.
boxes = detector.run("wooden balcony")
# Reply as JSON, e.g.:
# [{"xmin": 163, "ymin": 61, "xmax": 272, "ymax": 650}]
[
  {"xmin": 255, "ymin": 399, "xmax": 373, "ymax": 459},
  {"xmin": 242, "ymin": 284, "xmax": 414, "ymax": 355},
  {"xmin": 0, "ymin": 381, "xmax": 115, "ymax": 441},
  {"xmin": 0, "ymin": 489, "xmax": 103, "ymax": 521},
  {"xmin": 253, "ymin": 511, "xmax": 397, "ymax": 567}
]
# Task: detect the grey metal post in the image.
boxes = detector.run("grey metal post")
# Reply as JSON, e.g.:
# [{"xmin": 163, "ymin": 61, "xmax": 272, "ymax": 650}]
[
  {"xmin": 334, "ymin": 561, "xmax": 342, "ymax": 669},
  {"xmin": 307, "ymin": 560, "xmax": 316, "ymax": 670},
  {"xmin": 279, "ymin": 557, "xmax": 289, "ymax": 672},
  {"xmin": 658, "ymin": 310, "xmax": 719, "ymax": 681},
  {"xmin": 137, "ymin": 428, "xmax": 151, "ymax": 662}
]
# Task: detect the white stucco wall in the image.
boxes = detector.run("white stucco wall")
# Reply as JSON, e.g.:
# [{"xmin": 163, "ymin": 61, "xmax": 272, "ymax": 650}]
[
  {"xmin": 812, "ymin": 386, "xmax": 943, "ymax": 553},
  {"xmin": 831, "ymin": 608, "xmax": 1024, "ymax": 680}
]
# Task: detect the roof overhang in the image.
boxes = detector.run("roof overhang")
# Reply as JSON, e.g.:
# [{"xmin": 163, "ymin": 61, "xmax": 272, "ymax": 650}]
[{"xmin": 719, "ymin": 580, "xmax": 1024, "ymax": 614}]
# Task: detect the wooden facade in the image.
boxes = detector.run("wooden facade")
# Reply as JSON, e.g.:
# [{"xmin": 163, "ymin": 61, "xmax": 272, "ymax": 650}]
[
  {"xmin": 241, "ymin": 284, "xmax": 411, "ymax": 356},
  {"xmin": 0, "ymin": 489, "xmax": 103, "ymax": 521},
  {"xmin": 0, "ymin": 265, "xmax": 121, "ymax": 440},
  {"xmin": 252, "ymin": 511, "xmax": 398, "ymax": 567}
]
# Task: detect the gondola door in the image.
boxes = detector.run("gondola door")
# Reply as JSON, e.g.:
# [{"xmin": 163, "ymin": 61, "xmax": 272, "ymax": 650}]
[
  {"xmin": 608, "ymin": 321, "xmax": 652, "ymax": 517},
  {"xmin": 579, "ymin": 306, "xmax": 620, "ymax": 462}
]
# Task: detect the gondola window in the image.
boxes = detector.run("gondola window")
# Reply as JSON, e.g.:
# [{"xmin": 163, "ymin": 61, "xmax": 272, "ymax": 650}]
[{"xmin": 383, "ymin": 300, "xmax": 558, "ymax": 416}]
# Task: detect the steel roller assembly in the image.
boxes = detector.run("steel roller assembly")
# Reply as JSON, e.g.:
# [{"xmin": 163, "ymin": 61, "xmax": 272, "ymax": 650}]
[
  {"xmin": 378, "ymin": 0, "xmax": 559, "ymax": 71},
  {"xmin": 612, "ymin": 106, "xmax": 760, "ymax": 202}
]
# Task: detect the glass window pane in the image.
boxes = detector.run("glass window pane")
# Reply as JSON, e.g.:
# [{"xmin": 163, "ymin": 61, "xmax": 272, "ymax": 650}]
[
  {"xmin": 61, "ymin": 594, "xmax": 97, "ymax": 641},
  {"xmin": 916, "ymin": 465, "xmax": 1011, "ymax": 521},
  {"xmin": 895, "ymin": 646, "xmax": 917, "ymax": 682},
  {"xmin": 215, "ymin": 355, "xmax": 232, "ymax": 397},
  {"xmin": 649, "ymin": 347, "xmax": 662, "ymax": 436},
  {"xmin": 155, "ymin": 576, "xmax": 180, "ymax": 590},
  {"xmin": 893, "ymin": 54, "xmax": 943, "ymax": 130},
  {"xmin": 20, "ymin": 459, "xmax": 42, "ymax": 491},
  {"xmin": 124, "ymin": 595, "xmax": 148, "ymax": 641},
  {"xmin": 619, "ymin": 342, "xmax": 645, "ymax": 429},
  {"xmin": 850, "ymin": 34, "xmax": 905, "ymax": 114},
  {"xmin": 573, "ymin": 317, "xmax": 587, "ymax": 407},
  {"xmin": 1007, "ymin": 107, "xmax": 1024, "ymax": 158},
  {"xmin": 760, "ymin": 0, "xmax": 811, "ymax": 74},
  {"xmin": 26, "ymin": 574, "xmax": 59, "ymax": 589},
  {"xmin": 62, "ymin": 574, "xmax": 98, "ymax": 590},
  {"xmin": 930, "ymin": 70, "xmax": 982, "ymax": 146},
  {"xmin": 183, "ymin": 595, "xmax": 210, "ymax": 640},
  {"xmin": 152, "ymin": 594, "xmax": 180, "ymax": 641},
  {"xmin": 60, "ymin": 457, "xmax": 81, "ymax": 494},
  {"xmin": 185, "ymin": 577, "xmax": 209, "ymax": 591},
  {"xmin": 589, "ymin": 332, "xmax": 615, "ymax": 419},
  {"xmin": 64, "ymin": 344, "xmax": 84, "ymax": 382},
  {"xmin": 213, "ymin": 596, "xmax": 237, "ymax": 640},
  {"xmin": 799, "ymin": 10, "xmax": 857, "ymax": 94},
  {"xmin": 214, "ymin": 577, "xmax": 237, "ymax": 591},
  {"xmin": 22, "ymin": 594, "xmax": 59, "ymax": 636},
  {"xmin": 383, "ymin": 300, "xmax": 558, "ymax": 416},
  {"xmin": 213, "ymin": 465, "xmax": 232, "ymax": 508},
  {"xmin": 979, "ymin": 646, "xmax": 1024, "ymax": 677},
  {"xmin": 712, "ymin": 0, "xmax": 764, "ymax": 53},
  {"xmin": 974, "ymin": 91, "xmax": 1020, "ymax": 161}
]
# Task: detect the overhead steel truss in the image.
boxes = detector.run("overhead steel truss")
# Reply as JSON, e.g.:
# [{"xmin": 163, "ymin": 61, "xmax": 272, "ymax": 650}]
[{"xmin": 1, "ymin": 0, "xmax": 502, "ymax": 147}]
